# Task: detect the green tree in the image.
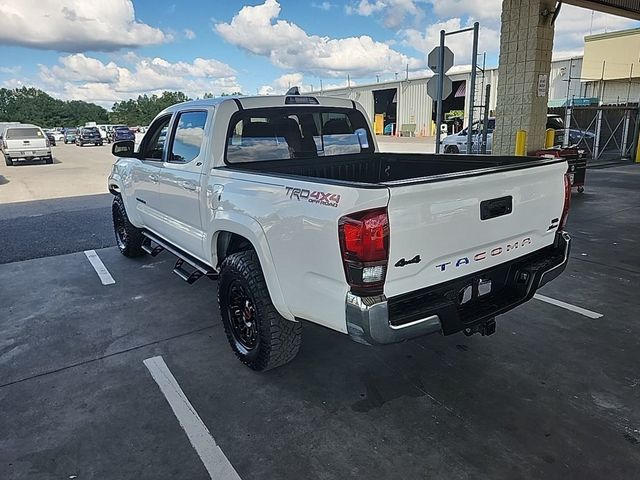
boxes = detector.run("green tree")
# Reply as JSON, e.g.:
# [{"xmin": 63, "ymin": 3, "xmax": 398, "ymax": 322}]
[
  {"xmin": 110, "ymin": 91, "xmax": 191, "ymax": 125},
  {"xmin": 0, "ymin": 87, "xmax": 108, "ymax": 127}
]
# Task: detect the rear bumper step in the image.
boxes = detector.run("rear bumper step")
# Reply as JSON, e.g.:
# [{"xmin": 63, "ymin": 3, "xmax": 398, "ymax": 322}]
[{"xmin": 346, "ymin": 231, "xmax": 571, "ymax": 345}]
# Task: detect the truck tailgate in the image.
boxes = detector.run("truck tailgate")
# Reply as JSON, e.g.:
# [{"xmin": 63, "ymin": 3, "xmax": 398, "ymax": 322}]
[
  {"xmin": 6, "ymin": 137, "xmax": 47, "ymax": 151},
  {"xmin": 384, "ymin": 161, "xmax": 567, "ymax": 298}
]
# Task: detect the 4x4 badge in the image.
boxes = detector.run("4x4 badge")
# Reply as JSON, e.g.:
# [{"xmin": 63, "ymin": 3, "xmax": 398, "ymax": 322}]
[{"xmin": 395, "ymin": 255, "xmax": 421, "ymax": 267}]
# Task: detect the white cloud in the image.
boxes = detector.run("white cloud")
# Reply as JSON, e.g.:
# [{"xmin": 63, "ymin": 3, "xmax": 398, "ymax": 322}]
[
  {"xmin": 184, "ymin": 29, "xmax": 196, "ymax": 40},
  {"xmin": 346, "ymin": 0, "xmax": 638, "ymax": 71},
  {"xmin": 215, "ymin": 0, "xmax": 422, "ymax": 78},
  {"xmin": 33, "ymin": 53, "xmax": 241, "ymax": 106},
  {"xmin": 0, "ymin": 66, "xmax": 22, "ymax": 75},
  {"xmin": 40, "ymin": 54, "xmax": 120, "ymax": 83},
  {"xmin": 346, "ymin": 0, "xmax": 422, "ymax": 28},
  {"xmin": 426, "ymin": 0, "xmax": 502, "ymax": 22},
  {"xmin": 259, "ymin": 73, "xmax": 306, "ymax": 95},
  {"xmin": 0, "ymin": 0, "xmax": 167, "ymax": 52},
  {"xmin": 2, "ymin": 78, "xmax": 25, "ymax": 89},
  {"xmin": 311, "ymin": 1, "xmax": 333, "ymax": 10},
  {"xmin": 553, "ymin": 5, "xmax": 640, "ymax": 56},
  {"xmin": 401, "ymin": 19, "xmax": 501, "ymax": 66}
]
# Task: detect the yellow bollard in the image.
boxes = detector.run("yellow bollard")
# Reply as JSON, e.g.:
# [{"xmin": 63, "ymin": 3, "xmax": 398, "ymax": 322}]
[
  {"xmin": 514, "ymin": 130, "xmax": 527, "ymax": 156},
  {"xmin": 545, "ymin": 128, "xmax": 555, "ymax": 148},
  {"xmin": 374, "ymin": 114, "xmax": 384, "ymax": 135},
  {"xmin": 636, "ymin": 132, "xmax": 640, "ymax": 163}
]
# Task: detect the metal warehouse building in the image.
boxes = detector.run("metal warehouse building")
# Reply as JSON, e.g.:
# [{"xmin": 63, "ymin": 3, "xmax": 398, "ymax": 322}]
[
  {"xmin": 315, "ymin": 27, "xmax": 640, "ymax": 138},
  {"xmin": 315, "ymin": 58, "xmax": 581, "ymax": 137}
]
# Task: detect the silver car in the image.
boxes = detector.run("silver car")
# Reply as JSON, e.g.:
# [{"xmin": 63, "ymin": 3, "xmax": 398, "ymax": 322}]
[{"xmin": 442, "ymin": 118, "xmax": 495, "ymax": 154}]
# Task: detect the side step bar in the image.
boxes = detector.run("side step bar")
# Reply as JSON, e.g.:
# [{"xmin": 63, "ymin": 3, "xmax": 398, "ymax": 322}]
[{"xmin": 142, "ymin": 231, "xmax": 218, "ymax": 284}]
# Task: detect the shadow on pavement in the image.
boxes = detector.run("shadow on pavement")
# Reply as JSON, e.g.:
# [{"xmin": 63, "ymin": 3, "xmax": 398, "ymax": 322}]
[{"xmin": 0, "ymin": 193, "xmax": 114, "ymax": 264}]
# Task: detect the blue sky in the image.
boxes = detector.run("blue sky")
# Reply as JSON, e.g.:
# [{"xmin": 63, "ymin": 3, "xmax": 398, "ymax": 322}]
[{"xmin": 0, "ymin": 1, "xmax": 638, "ymax": 108}]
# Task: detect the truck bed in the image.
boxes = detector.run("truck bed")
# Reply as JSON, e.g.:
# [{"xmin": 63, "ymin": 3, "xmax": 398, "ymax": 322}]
[{"xmin": 228, "ymin": 153, "xmax": 559, "ymax": 186}]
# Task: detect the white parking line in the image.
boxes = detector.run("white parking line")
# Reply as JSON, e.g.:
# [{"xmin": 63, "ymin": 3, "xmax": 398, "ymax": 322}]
[
  {"xmin": 143, "ymin": 356, "xmax": 242, "ymax": 480},
  {"xmin": 84, "ymin": 250, "xmax": 115, "ymax": 285},
  {"xmin": 534, "ymin": 294, "xmax": 603, "ymax": 319}
]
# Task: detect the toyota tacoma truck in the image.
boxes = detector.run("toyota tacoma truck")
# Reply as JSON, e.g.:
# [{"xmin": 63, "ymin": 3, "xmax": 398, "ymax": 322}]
[{"xmin": 108, "ymin": 94, "xmax": 571, "ymax": 371}]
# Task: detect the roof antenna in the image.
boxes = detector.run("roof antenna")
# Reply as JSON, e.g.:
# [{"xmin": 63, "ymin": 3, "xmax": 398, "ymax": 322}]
[{"xmin": 285, "ymin": 86, "xmax": 300, "ymax": 95}]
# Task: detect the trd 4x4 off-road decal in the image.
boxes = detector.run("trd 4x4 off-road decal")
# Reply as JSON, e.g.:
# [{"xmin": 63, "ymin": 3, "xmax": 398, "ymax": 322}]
[{"xmin": 285, "ymin": 186, "xmax": 341, "ymax": 208}]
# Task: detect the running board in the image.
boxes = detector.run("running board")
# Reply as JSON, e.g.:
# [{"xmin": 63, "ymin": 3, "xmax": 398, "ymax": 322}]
[
  {"xmin": 141, "ymin": 240, "xmax": 165, "ymax": 257},
  {"xmin": 142, "ymin": 231, "xmax": 218, "ymax": 284}
]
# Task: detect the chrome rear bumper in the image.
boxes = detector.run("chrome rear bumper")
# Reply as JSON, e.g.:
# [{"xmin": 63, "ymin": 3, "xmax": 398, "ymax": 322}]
[{"xmin": 346, "ymin": 232, "xmax": 570, "ymax": 345}]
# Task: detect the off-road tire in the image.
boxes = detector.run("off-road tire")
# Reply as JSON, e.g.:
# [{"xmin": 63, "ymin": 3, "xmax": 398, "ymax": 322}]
[
  {"xmin": 112, "ymin": 195, "xmax": 146, "ymax": 257},
  {"xmin": 4, "ymin": 155, "xmax": 13, "ymax": 166},
  {"xmin": 218, "ymin": 250, "xmax": 302, "ymax": 371}
]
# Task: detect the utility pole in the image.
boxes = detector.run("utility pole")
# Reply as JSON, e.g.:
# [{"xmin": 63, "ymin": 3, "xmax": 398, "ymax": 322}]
[
  {"xmin": 467, "ymin": 22, "xmax": 479, "ymax": 154},
  {"xmin": 481, "ymin": 84, "xmax": 491, "ymax": 154},
  {"xmin": 434, "ymin": 24, "xmax": 477, "ymax": 154},
  {"xmin": 435, "ymin": 29, "xmax": 445, "ymax": 153}
]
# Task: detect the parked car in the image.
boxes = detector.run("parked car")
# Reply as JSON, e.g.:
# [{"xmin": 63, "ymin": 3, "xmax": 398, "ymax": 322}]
[
  {"xmin": 111, "ymin": 126, "xmax": 135, "ymax": 142},
  {"xmin": 44, "ymin": 129, "xmax": 64, "ymax": 143},
  {"xmin": 441, "ymin": 114, "xmax": 595, "ymax": 154},
  {"xmin": 2, "ymin": 124, "xmax": 53, "ymax": 165},
  {"xmin": 64, "ymin": 128, "xmax": 78, "ymax": 144},
  {"xmin": 108, "ymin": 94, "xmax": 571, "ymax": 371},
  {"xmin": 44, "ymin": 131, "xmax": 57, "ymax": 146},
  {"xmin": 76, "ymin": 127, "xmax": 103, "ymax": 146}
]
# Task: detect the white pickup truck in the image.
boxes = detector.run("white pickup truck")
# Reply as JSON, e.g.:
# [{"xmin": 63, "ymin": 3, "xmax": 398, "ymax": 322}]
[
  {"xmin": 3, "ymin": 124, "xmax": 52, "ymax": 166},
  {"xmin": 108, "ymin": 94, "xmax": 571, "ymax": 371}
]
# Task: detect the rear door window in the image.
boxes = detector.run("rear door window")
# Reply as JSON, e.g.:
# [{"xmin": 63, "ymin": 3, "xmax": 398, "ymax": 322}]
[{"xmin": 169, "ymin": 111, "xmax": 207, "ymax": 163}]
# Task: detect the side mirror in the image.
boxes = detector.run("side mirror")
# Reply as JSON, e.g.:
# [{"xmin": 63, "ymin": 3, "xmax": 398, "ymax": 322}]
[{"xmin": 112, "ymin": 140, "xmax": 136, "ymax": 158}]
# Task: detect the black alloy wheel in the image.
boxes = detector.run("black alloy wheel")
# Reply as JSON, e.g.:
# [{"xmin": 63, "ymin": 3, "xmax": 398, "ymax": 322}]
[
  {"xmin": 114, "ymin": 209, "xmax": 128, "ymax": 251},
  {"xmin": 226, "ymin": 280, "xmax": 259, "ymax": 353}
]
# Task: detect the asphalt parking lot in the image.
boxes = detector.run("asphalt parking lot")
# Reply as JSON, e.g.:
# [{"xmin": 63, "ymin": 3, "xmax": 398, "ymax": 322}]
[{"xmin": 1, "ymin": 144, "xmax": 639, "ymax": 479}]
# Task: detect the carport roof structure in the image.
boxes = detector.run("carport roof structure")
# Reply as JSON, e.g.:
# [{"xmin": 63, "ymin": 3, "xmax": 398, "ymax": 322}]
[{"xmin": 563, "ymin": 0, "xmax": 640, "ymax": 20}]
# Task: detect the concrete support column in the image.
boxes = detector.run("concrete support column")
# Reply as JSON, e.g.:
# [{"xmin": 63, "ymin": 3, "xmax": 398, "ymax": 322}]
[{"xmin": 492, "ymin": 0, "xmax": 556, "ymax": 155}]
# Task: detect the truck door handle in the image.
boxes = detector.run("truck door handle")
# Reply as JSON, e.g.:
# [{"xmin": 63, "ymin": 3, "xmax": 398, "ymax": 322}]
[
  {"xmin": 207, "ymin": 184, "xmax": 224, "ymax": 210},
  {"xmin": 182, "ymin": 181, "xmax": 197, "ymax": 191},
  {"xmin": 148, "ymin": 174, "xmax": 159, "ymax": 183}
]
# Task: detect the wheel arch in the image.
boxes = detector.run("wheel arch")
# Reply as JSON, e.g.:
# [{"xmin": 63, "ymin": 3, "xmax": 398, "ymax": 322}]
[{"xmin": 210, "ymin": 215, "xmax": 294, "ymax": 321}]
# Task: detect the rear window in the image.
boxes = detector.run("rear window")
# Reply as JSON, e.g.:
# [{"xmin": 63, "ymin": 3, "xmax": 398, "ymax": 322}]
[
  {"xmin": 6, "ymin": 128, "xmax": 43, "ymax": 139},
  {"xmin": 225, "ymin": 107, "xmax": 373, "ymax": 164}
]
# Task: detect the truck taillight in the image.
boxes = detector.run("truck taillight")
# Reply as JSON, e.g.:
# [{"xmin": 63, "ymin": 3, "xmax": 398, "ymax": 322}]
[
  {"xmin": 338, "ymin": 207, "xmax": 389, "ymax": 296},
  {"xmin": 559, "ymin": 172, "xmax": 572, "ymax": 229}
]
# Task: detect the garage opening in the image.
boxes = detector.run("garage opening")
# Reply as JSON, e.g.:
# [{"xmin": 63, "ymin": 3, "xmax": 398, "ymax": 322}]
[
  {"xmin": 373, "ymin": 88, "xmax": 397, "ymax": 135},
  {"xmin": 432, "ymin": 80, "xmax": 466, "ymax": 135}
]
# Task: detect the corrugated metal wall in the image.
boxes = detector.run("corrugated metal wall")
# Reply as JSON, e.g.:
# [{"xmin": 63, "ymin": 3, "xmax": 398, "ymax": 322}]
[
  {"xmin": 315, "ymin": 58, "xmax": 579, "ymax": 136},
  {"xmin": 397, "ymin": 80, "xmax": 432, "ymax": 136},
  {"xmin": 348, "ymin": 90, "xmax": 374, "ymax": 120}
]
